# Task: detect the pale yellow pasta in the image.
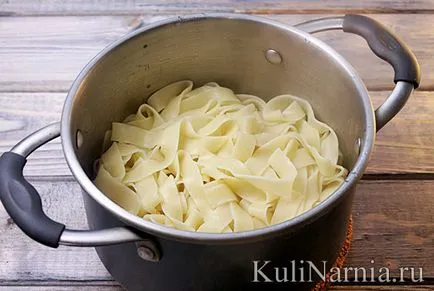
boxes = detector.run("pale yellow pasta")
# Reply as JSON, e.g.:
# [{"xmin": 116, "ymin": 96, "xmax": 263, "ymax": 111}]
[{"xmin": 94, "ymin": 81, "xmax": 348, "ymax": 232}]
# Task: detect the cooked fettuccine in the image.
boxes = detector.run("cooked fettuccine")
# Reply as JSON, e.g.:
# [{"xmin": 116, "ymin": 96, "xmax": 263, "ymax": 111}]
[{"xmin": 94, "ymin": 81, "xmax": 348, "ymax": 232}]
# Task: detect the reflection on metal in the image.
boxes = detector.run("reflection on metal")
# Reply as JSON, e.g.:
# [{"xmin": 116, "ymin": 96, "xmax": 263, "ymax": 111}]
[
  {"xmin": 76, "ymin": 129, "xmax": 83, "ymax": 149},
  {"xmin": 265, "ymin": 49, "xmax": 282, "ymax": 64},
  {"xmin": 59, "ymin": 227, "xmax": 144, "ymax": 247},
  {"xmin": 136, "ymin": 241, "xmax": 161, "ymax": 262},
  {"xmin": 375, "ymin": 81, "xmax": 413, "ymax": 131},
  {"xmin": 11, "ymin": 122, "xmax": 61, "ymax": 157},
  {"xmin": 294, "ymin": 16, "xmax": 344, "ymax": 34},
  {"xmin": 354, "ymin": 138, "xmax": 361, "ymax": 156}
]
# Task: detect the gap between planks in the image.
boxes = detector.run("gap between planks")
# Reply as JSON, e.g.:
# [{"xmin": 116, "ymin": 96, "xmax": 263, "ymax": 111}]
[
  {"xmin": 21, "ymin": 174, "xmax": 434, "ymax": 183},
  {"xmin": 2, "ymin": 91, "xmax": 434, "ymax": 176},
  {"xmin": 0, "ymin": 283, "xmax": 433, "ymax": 290},
  {"xmin": 0, "ymin": 180, "xmax": 432, "ymax": 282},
  {"xmin": 2, "ymin": 1, "xmax": 434, "ymax": 16},
  {"xmin": 0, "ymin": 14, "xmax": 433, "ymax": 91}
]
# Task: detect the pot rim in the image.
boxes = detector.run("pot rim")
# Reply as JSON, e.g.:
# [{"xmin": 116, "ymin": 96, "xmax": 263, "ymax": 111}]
[{"xmin": 61, "ymin": 13, "xmax": 375, "ymax": 244}]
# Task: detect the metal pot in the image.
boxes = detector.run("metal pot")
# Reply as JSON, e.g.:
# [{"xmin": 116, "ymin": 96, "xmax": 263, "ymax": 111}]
[{"xmin": 0, "ymin": 14, "xmax": 420, "ymax": 290}]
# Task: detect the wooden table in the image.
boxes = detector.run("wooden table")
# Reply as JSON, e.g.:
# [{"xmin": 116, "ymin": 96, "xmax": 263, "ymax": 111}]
[{"xmin": 0, "ymin": 1, "xmax": 433, "ymax": 290}]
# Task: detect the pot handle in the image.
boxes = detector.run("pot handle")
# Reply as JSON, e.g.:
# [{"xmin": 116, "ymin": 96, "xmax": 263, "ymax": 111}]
[
  {"xmin": 0, "ymin": 122, "xmax": 150, "ymax": 249},
  {"xmin": 294, "ymin": 14, "xmax": 421, "ymax": 131}
]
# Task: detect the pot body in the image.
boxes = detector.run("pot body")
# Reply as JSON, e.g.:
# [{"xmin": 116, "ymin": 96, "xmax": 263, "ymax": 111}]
[
  {"xmin": 83, "ymin": 186, "xmax": 355, "ymax": 291},
  {"xmin": 67, "ymin": 14, "xmax": 371, "ymax": 291}
]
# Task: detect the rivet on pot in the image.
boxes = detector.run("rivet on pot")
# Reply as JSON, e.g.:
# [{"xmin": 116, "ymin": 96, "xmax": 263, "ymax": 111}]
[
  {"xmin": 265, "ymin": 49, "xmax": 282, "ymax": 64},
  {"xmin": 76, "ymin": 130, "xmax": 83, "ymax": 149},
  {"xmin": 136, "ymin": 241, "xmax": 161, "ymax": 262},
  {"xmin": 354, "ymin": 138, "xmax": 361, "ymax": 156}
]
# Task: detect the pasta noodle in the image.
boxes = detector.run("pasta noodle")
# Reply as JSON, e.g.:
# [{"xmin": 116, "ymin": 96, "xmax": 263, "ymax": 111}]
[{"xmin": 94, "ymin": 81, "xmax": 348, "ymax": 232}]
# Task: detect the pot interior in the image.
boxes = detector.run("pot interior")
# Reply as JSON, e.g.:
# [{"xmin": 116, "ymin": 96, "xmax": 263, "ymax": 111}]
[{"xmin": 67, "ymin": 15, "xmax": 372, "ymax": 192}]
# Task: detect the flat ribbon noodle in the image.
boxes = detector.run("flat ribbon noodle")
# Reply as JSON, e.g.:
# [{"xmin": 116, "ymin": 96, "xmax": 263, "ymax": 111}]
[{"xmin": 94, "ymin": 81, "xmax": 348, "ymax": 232}]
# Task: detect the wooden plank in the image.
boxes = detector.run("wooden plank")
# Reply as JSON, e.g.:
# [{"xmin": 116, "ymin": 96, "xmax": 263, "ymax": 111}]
[
  {"xmin": 0, "ymin": 93, "xmax": 70, "ymax": 176},
  {"xmin": 368, "ymin": 91, "xmax": 434, "ymax": 174},
  {"xmin": 0, "ymin": 285, "xmax": 432, "ymax": 290},
  {"xmin": 0, "ymin": 180, "xmax": 432, "ymax": 283},
  {"xmin": 345, "ymin": 180, "xmax": 434, "ymax": 279},
  {"xmin": 331, "ymin": 286, "xmax": 434, "ymax": 290},
  {"xmin": 1, "ymin": 1, "xmax": 434, "ymax": 16},
  {"xmin": 0, "ymin": 15, "xmax": 148, "ymax": 92},
  {"xmin": 0, "ymin": 179, "xmax": 112, "ymax": 281},
  {"xmin": 0, "ymin": 14, "xmax": 432, "ymax": 92},
  {"xmin": 0, "ymin": 287, "xmax": 122, "ymax": 291},
  {"xmin": 1, "ymin": 91, "xmax": 433, "ymax": 176}
]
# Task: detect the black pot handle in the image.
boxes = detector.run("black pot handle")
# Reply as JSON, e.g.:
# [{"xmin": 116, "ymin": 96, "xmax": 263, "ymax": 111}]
[
  {"xmin": 294, "ymin": 14, "xmax": 421, "ymax": 130},
  {"xmin": 343, "ymin": 14, "xmax": 420, "ymax": 89},
  {"xmin": 0, "ymin": 151, "xmax": 65, "ymax": 247},
  {"xmin": 0, "ymin": 123, "xmax": 159, "ymax": 258},
  {"xmin": 0, "ymin": 123, "xmax": 64, "ymax": 247}
]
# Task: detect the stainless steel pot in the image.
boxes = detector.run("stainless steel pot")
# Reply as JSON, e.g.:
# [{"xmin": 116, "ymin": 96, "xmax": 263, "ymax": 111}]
[{"xmin": 0, "ymin": 14, "xmax": 420, "ymax": 290}]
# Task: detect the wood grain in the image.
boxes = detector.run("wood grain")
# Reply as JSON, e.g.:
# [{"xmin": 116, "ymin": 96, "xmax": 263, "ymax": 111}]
[
  {"xmin": 0, "ymin": 179, "xmax": 111, "ymax": 282},
  {"xmin": 331, "ymin": 287, "xmax": 434, "ymax": 290},
  {"xmin": 1, "ymin": 91, "xmax": 433, "ymax": 176},
  {"xmin": 0, "ymin": 288, "xmax": 122, "ymax": 291},
  {"xmin": 0, "ymin": 180, "xmax": 432, "ymax": 284},
  {"xmin": 0, "ymin": 286, "xmax": 433, "ymax": 291},
  {"xmin": 0, "ymin": 14, "xmax": 432, "ymax": 92},
  {"xmin": 0, "ymin": 15, "xmax": 144, "ymax": 92},
  {"xmin": 1, "ymin": 1, "xmax": 432, "ymax": 290},
  {"xmin": 1, "ymin": 1, "xmax": 434, "ymax": 16},
  {"xmin": 369, "ymin": 91, "xmax": 434, "ymax": 174},
  {"xmin": 0, "ymin": 92, "xmax": 70, "ymax": 176},
  {"xmin": 346, "ymin": 180, "xmax": 434, "ymax": 279}
]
